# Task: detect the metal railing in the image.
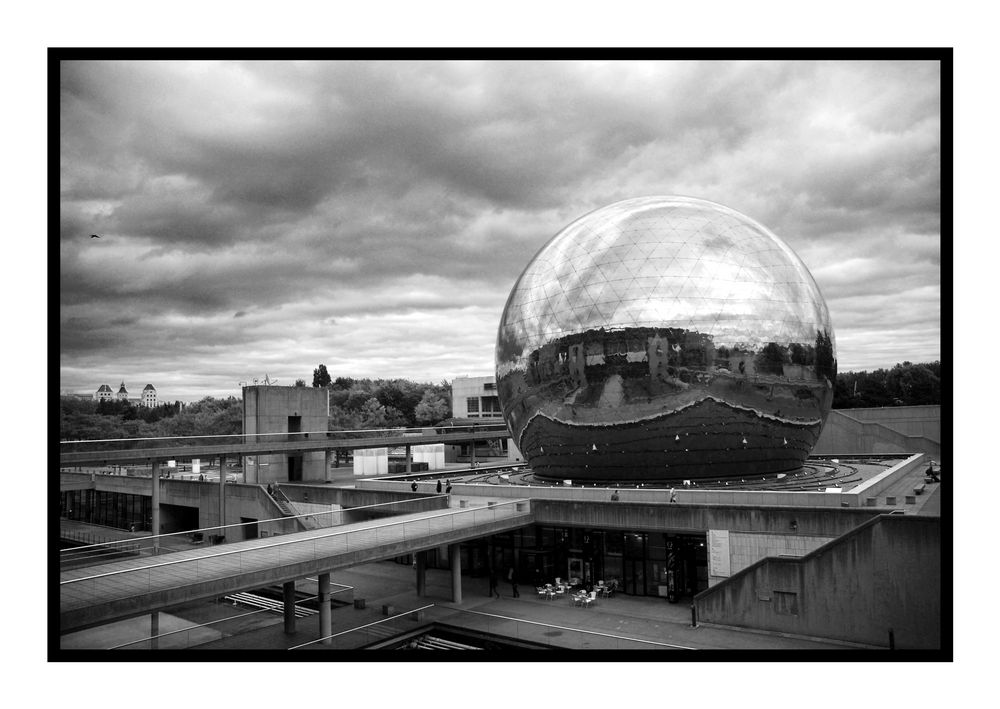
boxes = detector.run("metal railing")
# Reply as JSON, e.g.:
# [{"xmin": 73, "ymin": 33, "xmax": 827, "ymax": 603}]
[
  {"xmin": 59, "ymin": 423, "xmax": 510, "ymax": 453},
  {"xmin": 60, "ymin": 499, "xmax": 532, "ymax": 610},
  {"xmin": 106, "ymin": 583, "xmax": 355, "ymax": 650},
  {"xmin": 59, "ymin": 494, "xmax": 450, "ymax": 568},
  {"xmin": 288, "ymin": 604, "xmax": 436, "ymax": 650},
  {"xmin": 286, "ymin": 604, "xmax": 694, "ymax": 650},
  {"xmin": 442, "ymin": 607, "xmax": 696, "ymax": 650}
]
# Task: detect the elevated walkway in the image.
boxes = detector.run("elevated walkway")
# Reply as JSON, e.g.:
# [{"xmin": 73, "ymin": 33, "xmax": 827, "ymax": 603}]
[{"xmin": 60, "ymin": 498, "xmax": 532, "ymax": 633}]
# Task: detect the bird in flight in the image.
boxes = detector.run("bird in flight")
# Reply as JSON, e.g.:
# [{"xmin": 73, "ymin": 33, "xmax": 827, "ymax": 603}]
[{"xmin": 90, "ymin": 234, "xmax": 101, "ymax": 239}]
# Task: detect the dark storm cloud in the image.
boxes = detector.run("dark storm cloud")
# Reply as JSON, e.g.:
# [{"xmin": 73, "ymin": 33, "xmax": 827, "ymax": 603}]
[{"xmin": 59, "ymin": 59, "xmax": 941, "ymax": 398}]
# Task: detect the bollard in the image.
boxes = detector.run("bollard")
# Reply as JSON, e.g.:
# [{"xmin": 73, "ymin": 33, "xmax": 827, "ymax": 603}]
[{"xmin": 690, "ymin": 604, "xmax": 697, "ymax": 627}]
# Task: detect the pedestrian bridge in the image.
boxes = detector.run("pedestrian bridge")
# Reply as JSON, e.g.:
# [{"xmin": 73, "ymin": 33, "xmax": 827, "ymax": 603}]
[{"xmin": 60, "ymin": 498, "xmax": 533, "ymax": 633}]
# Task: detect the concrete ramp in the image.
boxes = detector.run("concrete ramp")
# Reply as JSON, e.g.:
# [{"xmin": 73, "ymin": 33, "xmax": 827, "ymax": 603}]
[{"xmin": 60, "ymin": 499, "xmax": 533, "ymax": 633}]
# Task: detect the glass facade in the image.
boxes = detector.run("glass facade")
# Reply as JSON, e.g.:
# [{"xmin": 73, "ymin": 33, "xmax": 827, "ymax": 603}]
[
  {"xmin": 496, "ymin": 196, "xmax": 836, "ymax": 481},
  {"xmin": 426, "ymin": 524, "xmax": 709, "ymax": 601},
  {"xmin": 60, "ymin": 489, "xmax": 152, "ymax": 532}
]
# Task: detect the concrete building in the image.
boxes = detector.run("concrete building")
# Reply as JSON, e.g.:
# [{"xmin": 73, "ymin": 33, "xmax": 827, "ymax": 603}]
[
  {"xmin": 451, "ymin": 375, "xmax": 503, "ymax": 420},
  {"xmin": 242, "ymin": 385, "xmax": 330, "ymax": 483},
  {"xmin": 141, "ymin": 384, "xmax": 157, "ymax": 408},
  {"xmin": 57, "ymin": 398, "xmax": 943, "ymax": 652}
]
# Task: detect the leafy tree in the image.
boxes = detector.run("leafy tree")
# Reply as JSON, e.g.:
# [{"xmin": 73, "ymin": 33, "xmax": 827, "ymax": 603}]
[
  {"xmin": 414, "ymin": 389, "xmax": 451, "ymax": 425},
  {"xmin": 294, "ymin": 379, "xmax": 307, "ymax": 387},
  {"xmin": 312, "ymin": 364, "xmax": 332, "ymax": 388}
]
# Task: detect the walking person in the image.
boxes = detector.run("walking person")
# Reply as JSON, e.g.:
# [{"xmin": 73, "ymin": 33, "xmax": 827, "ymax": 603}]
[
  {"xmin": 411, "ymin": 481, "xmax": 418, "ymax": 492},
  {"xmin": 436, "ymin": 479, "xmax": 442, "ymax": 494},
  {"xmin": 488, "ymin": 568, "xmax": 500, "ymax": 599},
  {"xmin": 508, "ymin": 567, "xmax": 520, "ymax": 598}
]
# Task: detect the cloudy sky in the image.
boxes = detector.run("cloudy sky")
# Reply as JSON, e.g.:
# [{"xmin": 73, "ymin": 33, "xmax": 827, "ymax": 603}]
[{"xmin": 59, "ymin": 59, "xmax": 941, "ymax": 401}]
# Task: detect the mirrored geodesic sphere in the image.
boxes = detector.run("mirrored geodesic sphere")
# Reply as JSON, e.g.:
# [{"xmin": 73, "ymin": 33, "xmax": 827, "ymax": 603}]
[{"xmin": 496, "ymin": 196, "xmax": 836, "ymax": 482}]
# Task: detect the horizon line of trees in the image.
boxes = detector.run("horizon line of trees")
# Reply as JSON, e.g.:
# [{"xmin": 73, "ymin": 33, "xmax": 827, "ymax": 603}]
[{"xmin": 60, "ymin": 360, "xmax": 940, "ymax": 441}]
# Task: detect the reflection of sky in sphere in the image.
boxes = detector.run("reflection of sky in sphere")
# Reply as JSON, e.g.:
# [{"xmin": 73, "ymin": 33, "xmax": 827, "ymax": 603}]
[{"xmin": 499, "ymin": 196, "xmax": 833, "ymax": 360}]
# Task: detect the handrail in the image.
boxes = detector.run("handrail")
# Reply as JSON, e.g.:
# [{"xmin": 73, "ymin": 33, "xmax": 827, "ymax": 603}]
[
  {"xmin": 106, "ymin": 606, "xmax": 276, "ymax": 649},
  {"xmin": 61, "ymin": 498, "xmax": 531, "ymax": 584},
  {"xmin": 446, "ymin": 608, "xmax": 695, "ymax": 649},
  {"xmin": 288, "ymin": 604, "xmax": 437, "ymax": 649},
  {"xmin": 60, "ymin": 423, "xmax": 509, "ymax": 446},
  {"xmin": 108, "ymin": 581, "xmax": 356, "ymax": 649},
  {"xmin": 59, "ymin": 494, "xmax": 451, "ymax": 560}
]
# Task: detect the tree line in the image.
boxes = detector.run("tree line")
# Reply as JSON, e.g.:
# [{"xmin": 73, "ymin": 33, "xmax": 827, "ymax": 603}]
[
  {"xmin": 831, "ymin": 360, "xmax": 941, "ymax": 409},
  {"xmin": 59, "ymin": 359, "xmax": 940, "ymax": 441}
]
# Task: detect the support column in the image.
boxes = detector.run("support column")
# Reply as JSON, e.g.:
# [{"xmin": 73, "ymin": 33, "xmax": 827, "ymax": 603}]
[
  {"xmin": 324, "ymin": 450, "xmax": 332, "ymax": 482},
  {"xmin": 470, "ymin": 435, "xmax": 477, "ymax": 468},
  {"xmin": 151, "ymin": 460, "xmax": 161, "ymax": 552},
  {"xmin": 405, "ymin": 445, "xmax": 412, "ymax": 474},
  {"xmin": 150, "ymin": 611, "xmax": 159, "ymax": 650},
  {"xmin": 415, "ymin": 551, "xmax": 427, "ymax": 597},
  {"xmin": 218, "ymin": 454, "xmax": 226, "ymax": 540},
  {"xmin": 283, "ymin": 580, "xmax": 297, "ymax": 634},
  {"xmin": 318, "ymin": 573, "xmax": 332, "ymax": 645},
  {"xmin": 449, "ymin": 544, "xmax": 462, "ymax": 604}
]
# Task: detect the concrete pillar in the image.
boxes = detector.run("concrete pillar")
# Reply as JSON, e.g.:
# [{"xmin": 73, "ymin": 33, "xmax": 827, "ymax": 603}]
[
  {"xmin": 283, "ymin": 580, "xmax": 296, "ymax": 634},
  {"xmin": 405, "ymin": 445, "xmax": 412, "ymax": 474},
  {"xmin": 318, "ymin": 573, "xmax": 332, "ymax": 645},
  {"xmin": 151, "ymin": 460, "xmax": 161, "ymax": 552},
  {"xmin": 324, "ymin": 450, "xmax": 332, "ymax": 482},
  {"xmin": 416, "ymin": 551, "xmax": 427, "ymax": 597},
  {"xmin": 470, "ymin": 436, "xmax": 477, "ymax": 468},
  {"xmin": 218, "ymin": 454, "xmax": 226, "ymax": 539},
  {"xmin": 150, "ymin": 611, "xmax": 159, "ymax": 650},
  {"xmin": 450, "ymin": 544, "xmax": 462, "ymax": 604}
]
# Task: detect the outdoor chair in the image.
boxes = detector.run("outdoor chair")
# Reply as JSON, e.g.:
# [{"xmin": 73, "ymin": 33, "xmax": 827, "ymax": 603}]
[{"xmin": 582, "ymin": 591, "xmax": 597, "ymax": 608}]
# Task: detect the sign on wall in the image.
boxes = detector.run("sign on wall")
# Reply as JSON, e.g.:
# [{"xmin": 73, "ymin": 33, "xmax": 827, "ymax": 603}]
[{"xmin": 708, "ymin": 529, "xmax": 731, "ymax": 577}]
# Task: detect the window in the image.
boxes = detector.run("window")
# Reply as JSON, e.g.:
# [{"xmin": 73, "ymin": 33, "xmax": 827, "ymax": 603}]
[
  {"xmin": 466, "ymin": 397, "xmax": 479, "ymax": 413},
  {"xmin": 484, "ymin": 382, "xmax": 496, "ymax": 391}
]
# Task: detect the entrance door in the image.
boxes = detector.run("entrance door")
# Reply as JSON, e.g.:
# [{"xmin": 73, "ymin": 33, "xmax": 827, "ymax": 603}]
[
  {"xmin": 288, "ymin": 455, "xmax": 303, "ymax": 481},
  {"xmin": 240, "ymin": 517, "xmax": 259, "ymax": 540},
  {"xmin": 624, "ymin": 557, "xmax": 645, "ymax": 596}
]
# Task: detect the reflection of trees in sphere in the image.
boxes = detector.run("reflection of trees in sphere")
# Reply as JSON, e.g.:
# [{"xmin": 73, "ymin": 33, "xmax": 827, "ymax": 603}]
[{"xmin": 495, "ymin": 196, "xmax": 836, "ymax": 482}]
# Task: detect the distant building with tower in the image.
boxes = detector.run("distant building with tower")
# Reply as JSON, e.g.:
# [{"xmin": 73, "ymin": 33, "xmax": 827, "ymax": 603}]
[{"xmin": 93, "ymin": 381, "xmax": 158, "ymax": 407}]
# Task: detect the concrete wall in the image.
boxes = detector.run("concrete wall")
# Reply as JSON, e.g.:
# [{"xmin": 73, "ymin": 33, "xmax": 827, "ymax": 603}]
[
  {"xmin": 718, "ymin": 531, "xmax": 835, "ymax": 586},
  {"xmin": 243, "ymin": 385, "xmax": 330, "ymax": 483},
  {"xmin": 529, "ymin": 499, "xmax": 882, "ymax": 539},
  {"xmin": 354, "ymin": 447, "xmax": 388, "ymax": 476},
  {"xmin": 694, "ymin": 515, "xmax": 941, "ymax": 649},
  {"xmin": 814, "ymin": 407, "xmax": 940, "ymax": 457},
  {"xmin": 843, "ymin": 405, "xmax": 941, "ymax": 439}
]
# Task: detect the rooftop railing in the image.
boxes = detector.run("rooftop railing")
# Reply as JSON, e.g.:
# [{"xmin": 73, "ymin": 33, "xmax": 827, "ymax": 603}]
[{"xmin": 59, "ymin": 423, "xmax": 510, "ymax": 455}]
